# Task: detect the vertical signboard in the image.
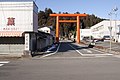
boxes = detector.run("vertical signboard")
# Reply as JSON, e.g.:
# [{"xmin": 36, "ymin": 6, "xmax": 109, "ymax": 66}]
[{"xmin": 25, "ymin": 33, "xmax": 30, "ymax": 50}]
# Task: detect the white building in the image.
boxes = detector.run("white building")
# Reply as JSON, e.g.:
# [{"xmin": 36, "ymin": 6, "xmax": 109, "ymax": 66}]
[
  {"xmin": 0, "ymin": 0, "xmax": 38, "ymax": 56},
  {"xmin": 0, "ymin": 0, "xmax": 38, "ymax": 37},
  {"xmin": 38, "ymin": 26, "xmax": 55, "ymax": 37},
  {"xmin": 80, "ymin": 29, "xmax": 91, "ymax": 40},
  {"xmin": 90, "ymin": 20, "xmax": 120, "ymax": 42}
]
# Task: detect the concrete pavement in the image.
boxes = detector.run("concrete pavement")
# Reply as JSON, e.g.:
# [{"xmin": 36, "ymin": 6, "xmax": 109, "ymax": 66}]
[
  {"xmin": 95, "ymin": 41, "xmax": 120, "ymax": 54},
  {"xmin": 82, "ymin": 40, "xmax": 120, "ymax": 55}
]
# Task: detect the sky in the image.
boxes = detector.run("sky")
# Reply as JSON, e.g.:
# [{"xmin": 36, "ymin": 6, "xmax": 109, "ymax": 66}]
[{"xmin": 35, "ymin": 0, "xmax": 120, "ymax": 19}]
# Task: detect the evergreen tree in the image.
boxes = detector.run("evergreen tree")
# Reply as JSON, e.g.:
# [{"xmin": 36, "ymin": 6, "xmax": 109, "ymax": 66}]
[{"xmin": 38, "ymin": 8, "xmax": 105, "ymax": 37}]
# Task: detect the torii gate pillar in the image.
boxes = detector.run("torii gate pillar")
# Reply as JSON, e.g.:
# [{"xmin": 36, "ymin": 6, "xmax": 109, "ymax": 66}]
[
  {"xmin": 56, "ymin": 16, "xmax": 59, "ymax": 42},
  {"xmin": 77, "ymin": 16, "xmax": 80, "ymax": 43},
  {"xmin": 50, "ymin": 14, "xmax": 87, "ymax": 44}
]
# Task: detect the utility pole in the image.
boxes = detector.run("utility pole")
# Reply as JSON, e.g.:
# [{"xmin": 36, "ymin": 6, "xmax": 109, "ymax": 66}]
[{"xmin": 112, "ymin": 6, "xmax": 118, "ymax": 42}]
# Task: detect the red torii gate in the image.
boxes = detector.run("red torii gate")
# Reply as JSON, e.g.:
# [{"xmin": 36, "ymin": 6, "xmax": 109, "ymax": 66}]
[{"xmin": 50, "ymin": 14, "xmax": 87, "ymax": 43}]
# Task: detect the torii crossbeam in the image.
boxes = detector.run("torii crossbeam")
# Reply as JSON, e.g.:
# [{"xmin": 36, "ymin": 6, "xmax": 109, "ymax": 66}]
[{"xmin": 50, "ymin": 14, "xmax": 87, "ymax": 44}]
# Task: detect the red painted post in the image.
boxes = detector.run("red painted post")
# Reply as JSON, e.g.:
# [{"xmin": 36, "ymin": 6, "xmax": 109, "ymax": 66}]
[
  {"xmin": 56, "ymin": 16, "xmax": 59, "ymax": 43},
  {"xmin": 50, "ymin": 14, "xmax": 87, "ymax": 44},
  {"xmin": 77, "ymin": 16, "xmax": 80, "ymax": 43}
]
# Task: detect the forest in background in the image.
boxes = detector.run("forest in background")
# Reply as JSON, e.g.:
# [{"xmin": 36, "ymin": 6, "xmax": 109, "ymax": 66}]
[{"xmin": 38, "ymin": 8, "xmax": 105, "ymax": 37}]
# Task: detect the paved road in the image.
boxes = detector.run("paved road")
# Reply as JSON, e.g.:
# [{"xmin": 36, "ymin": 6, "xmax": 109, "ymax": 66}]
[
  {"xmin": 95, "ymin": 41, "xmax": 120, "ymax": 52},
  {"xmin": 0, "ymin": 61, "xmax": 10, "ymax": 67},
  {"xmin": 1, "ymin": 40, "xmax": 120, "ymax": 80},
  {"xmin": 45, "ymin": 41, "xmax": 82, "ymax": 58},
  {"xmin": 39, "ymin": 40, "xmax": 112, "ymax": 58}
]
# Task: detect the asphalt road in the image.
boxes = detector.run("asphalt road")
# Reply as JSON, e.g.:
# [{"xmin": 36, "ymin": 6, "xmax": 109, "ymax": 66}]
[
  {"xmin": 95, "ymin": 41, "xmax": 120, "ymax": 52},
  {"xmin": 39, "ymin": 40, "xmax": 112, "ymax": 58},
  {"xmin": 1, "ymin": 40, "xmax": 120, "ymax": 80}
]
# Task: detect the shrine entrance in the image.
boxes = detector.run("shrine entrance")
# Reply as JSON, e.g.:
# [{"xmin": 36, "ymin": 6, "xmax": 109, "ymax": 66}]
[{"xmin": 50, "ymin": 14, "xmax": 87, "ymax": 43}]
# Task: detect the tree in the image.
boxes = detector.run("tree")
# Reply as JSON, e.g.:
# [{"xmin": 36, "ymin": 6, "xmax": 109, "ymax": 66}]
[
  {"xmin": 38, "ymin": 8, "xmax": 105, "ymax": 38},
  {"xmin": 38, "ymin": 11, "xmax": 46, "ymax": 27}
]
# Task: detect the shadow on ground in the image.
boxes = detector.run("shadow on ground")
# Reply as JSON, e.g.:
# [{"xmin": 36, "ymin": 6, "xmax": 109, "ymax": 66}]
[{"xmin": 31, "ymin": 41, "xmax": 93, "ymax": 57}]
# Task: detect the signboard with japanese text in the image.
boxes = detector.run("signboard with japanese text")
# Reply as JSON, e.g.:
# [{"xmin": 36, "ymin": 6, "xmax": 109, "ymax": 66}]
[
  {"xmin": 0, "ymin": 1, "xmax": 38, "ymax": 37},
  {"xmin": 25, "ymin": 33, "xmax": 30, "ymax": 50},
  {"xmin": 7, "ymin": 17, "xmax": 15, "ymax": 26}
]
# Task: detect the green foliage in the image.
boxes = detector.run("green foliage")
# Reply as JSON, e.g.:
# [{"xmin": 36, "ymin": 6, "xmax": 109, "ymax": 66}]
[{"xmin": 38, "ymin": 8, "xmax": 55, "ymax": 28}]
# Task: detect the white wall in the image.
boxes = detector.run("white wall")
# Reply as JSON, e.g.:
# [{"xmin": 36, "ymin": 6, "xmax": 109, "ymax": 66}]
[
  {"xmin": 38, "ymin": 27, "xmax": 51, "ymax": 33},
  {"xmin": 80, "ymin": 29, "xmax": 91, "ymax": 40},
  {"xmin": 91, "ymin": 20, "xmax": 120, "ymax": 40},
  {"xmin": 0, "ymin": 1, "xmax": 38, "ymax": 36}
]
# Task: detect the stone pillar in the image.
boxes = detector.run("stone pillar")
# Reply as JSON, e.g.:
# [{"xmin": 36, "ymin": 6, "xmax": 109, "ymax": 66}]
[{"xmin": 23, "ymin": 33, "xmax": 31, "ymax": 57}]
